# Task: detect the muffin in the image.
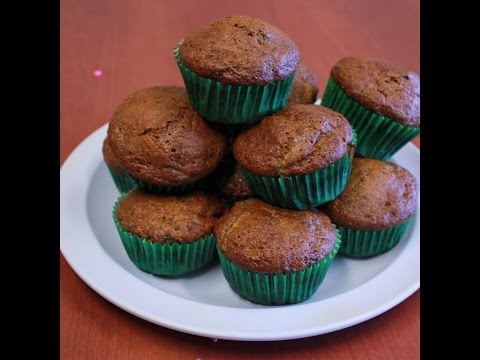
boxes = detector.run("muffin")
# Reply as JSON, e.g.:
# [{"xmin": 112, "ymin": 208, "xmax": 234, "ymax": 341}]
[
  {"xmin": 286, "ymin": 62, "xmax": 319, "ymax": 105},
  {"xmin": 113, "ymin": 189, "xmax": 226, "ymax": 276},
  {"xmin": 323, "ymin": 157, "xmax": 418, "ymax": 258},
  {"xmin": 107, "ymin": 86, "xmax": 227, "ymax": 194},
  {"xmin": 214, "ymin": 199, "xmax": 341, "ymax": 305},
  {"xmin": 102, "ymin": 136, "xmax": 137, "ymax": 193},
  {"xmin": 174, "ymin": 15, "xmax": 299, "ymax": 124},
  {"xmin": 321, "ymin": 56, "xmax": 420, "ymax": 160},
  {"xmin": 233, "ymin": 104, "xmax": 356, "ymax": 210},
  {"xmin": 203, "ymin": 158, "xmax": 255, "ymax": 206}
]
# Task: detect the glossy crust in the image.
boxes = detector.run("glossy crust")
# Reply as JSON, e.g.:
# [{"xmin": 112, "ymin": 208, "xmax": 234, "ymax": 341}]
[
  {"xmin": 286, "ymin": 63, "xmax": 319, "ymax": 105},
  {"xmin": 108, "ymin": 86, "xmax": 227, "ymax": 186},
  {"xmin": 233, "ymin": 104, "xmax": 354, "ymax": 176},
  {"xmin": 117, "ymin": 190, "xmax": 226, "ymax": 243},
  {"xmin": 215, "ymin": 199, "xmax": 337, "ymax": 273},
  {"xmin": 179, "ymin": 16, "xmax": 299, "ymax": 85},
  {"xmin": 324, "ymin": 157, "xmax": 418, "ymax": 230},
  {"xmin": 330, "ymin": 56, "xmax": 420, "ymax": 127}
]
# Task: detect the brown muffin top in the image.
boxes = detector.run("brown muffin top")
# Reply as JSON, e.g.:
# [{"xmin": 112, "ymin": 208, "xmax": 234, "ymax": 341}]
[
  {"xmin": 108, "ymin": 86, "xmax": 227, "ymax": 186},
  {"xmin": 324, "ymin": 157, "xmax": 418, "ymax": 230},
  {"xmin": 286, "ymin": 62, "xmax": 319, "ymax": 105},
  {"xmin": 102, "ymin": 136, "xmax": 125, "ymax": 174},
  {"xmin": 178, "ymin": 16, "xmax": 299, "ymax": 85},
  {"xmin": 116, "ymin": 190, "xmax": 226, "ymax": 243},
  {"xmin": 330, "ymin": 56, "xmax": 420, "ymax": 127},
  {"xmin": 233, "ymin": 104, "xmax": 354, "ymax": 176},
  {"xmin": 215, "ymin": 199, "xmax": 337, "ymax": 273}
]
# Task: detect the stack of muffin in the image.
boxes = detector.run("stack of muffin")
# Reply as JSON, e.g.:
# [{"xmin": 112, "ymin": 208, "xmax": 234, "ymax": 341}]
[{"xmin": 102, "ymin": 16, "xmax": 419, "ymax": 306}]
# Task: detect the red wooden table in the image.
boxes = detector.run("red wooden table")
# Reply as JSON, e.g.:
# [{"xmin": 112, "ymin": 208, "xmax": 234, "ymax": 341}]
[{"xmin": 61, "ymin": 1, "xmax": 420, "ymax": 358}]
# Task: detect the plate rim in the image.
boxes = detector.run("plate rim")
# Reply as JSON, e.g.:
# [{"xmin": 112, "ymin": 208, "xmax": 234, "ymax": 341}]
[{"xmin": 60, "ymin": 123, "xmax": 420, "ymax": 341}]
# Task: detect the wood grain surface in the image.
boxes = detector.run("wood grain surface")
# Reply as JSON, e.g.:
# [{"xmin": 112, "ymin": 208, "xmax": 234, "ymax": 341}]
[{"xmin": 60, "ymin": 0, "xmax": 420, "ymax": 358}]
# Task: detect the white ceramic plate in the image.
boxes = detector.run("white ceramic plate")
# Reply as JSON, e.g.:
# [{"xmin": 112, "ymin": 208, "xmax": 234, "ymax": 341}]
[{"xmin": 60, "ymin": 123, "xmax": 420, "ymax": 341}]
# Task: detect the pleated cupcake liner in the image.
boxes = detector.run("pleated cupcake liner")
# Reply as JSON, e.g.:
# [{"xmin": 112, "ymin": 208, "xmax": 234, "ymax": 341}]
[
  {"xmin": 174, "ymin": 42, "xmax": 295, "ymax": 124},
  {"xmin": 337, "ymin": 216, "xmax": 413, "ymax": 258},
  {"xmin": 216, "ymin": 226, "xmax": 341, "ymax": 305},
  {"xmin": 125, "ymin": 171, "xmax": 195, "ymax": 195},
  {"xmin": 106, "ymin": 164, "xmax": 138, "ymax": 194},
  {"xmin": 112, "ymin": 196, "xmax": 216, "ymax": 276},
  {"xmin": 321, "ymin": 78, "xmax": 420, "ymax": 160},
  {"xmin": 239, "ymin": 129, "xmax": 355, "ymax": 210}
]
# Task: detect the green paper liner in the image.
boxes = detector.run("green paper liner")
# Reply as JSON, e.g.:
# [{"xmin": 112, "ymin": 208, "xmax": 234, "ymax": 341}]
[
  {"xmin": 321, "ymin": 78, "xmax": 420, "ymax": 160},
  {"xmin": 239, "ymin": 136, "xmax": 355, "ymax": 210},
  {"xmin": 337, "ymin": 216, "xmax": 413, "ymax": 258},
  {"xmin": 174, "ymin": 42, "xmax": 295, "ymax": 124},
  {"xmin": 216, "ymin": 226, "xmax": 341, "ymax": 305},
  {"xmin": 106, "ymin": 164, "xmax": 138, "ymax": 194},
  {"xmin": 125, "ymin": 171, "xmax": 195, "ymax": 195},
  {"xmin": 112, "ymin": 196, "xmax": 216, "ymax": 276}
]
